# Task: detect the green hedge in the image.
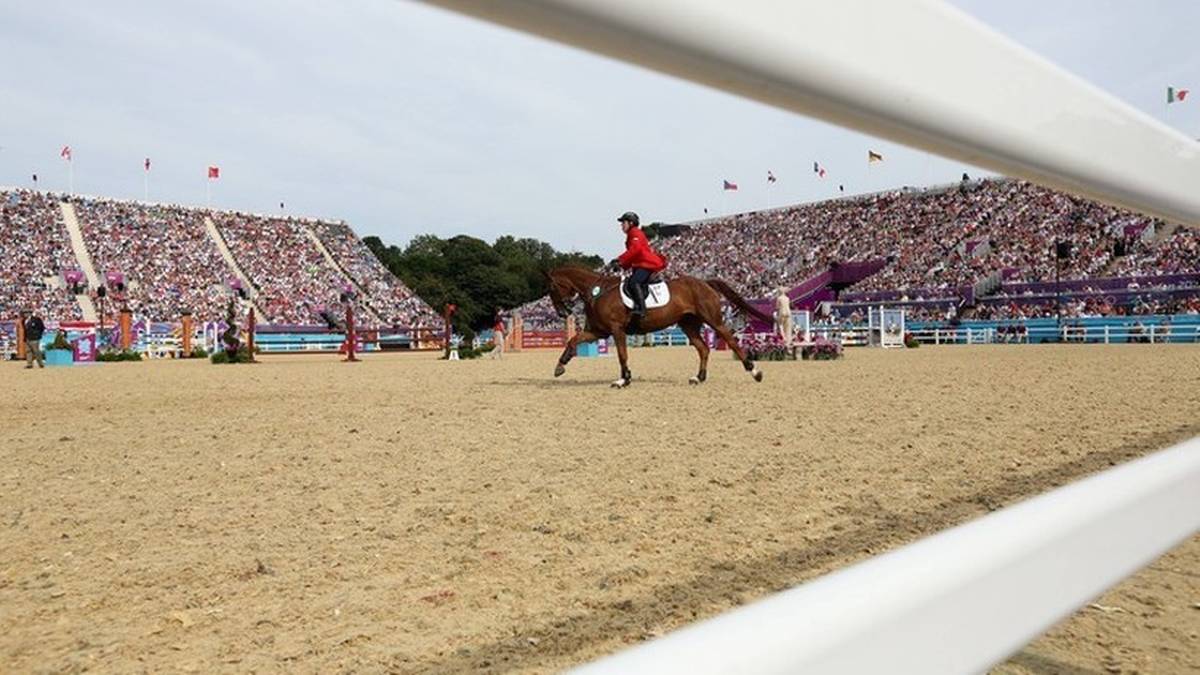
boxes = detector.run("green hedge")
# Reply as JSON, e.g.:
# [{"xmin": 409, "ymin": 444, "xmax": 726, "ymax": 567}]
[{"xmin": 97, "ymin": 349, "xmax": 143, "ymax": 362}]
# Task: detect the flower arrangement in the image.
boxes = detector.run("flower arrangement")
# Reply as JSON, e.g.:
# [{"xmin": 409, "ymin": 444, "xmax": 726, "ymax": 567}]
[
  {"xmin": 741, "ymin": 333, "xmax": 797, "ymax": 361},
  {"xmin": 801, "ymin": 336, "xmax": 844, "ymax": 361},
  {"xmin": 904, "ymin": 331, "xmax": 921, "ymax": 348}
]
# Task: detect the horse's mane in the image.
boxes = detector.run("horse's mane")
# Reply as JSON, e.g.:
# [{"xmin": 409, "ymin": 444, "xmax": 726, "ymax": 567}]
[{"xmin": 551, "ymin": 265, "xmax": 620, "ymax": 290}]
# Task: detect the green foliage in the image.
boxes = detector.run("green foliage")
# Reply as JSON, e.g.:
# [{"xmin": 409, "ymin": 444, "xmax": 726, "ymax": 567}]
[
  {"xmin": 455, "ymin": 345, "xmax": 485, "ymax": 359},
  {"xmin": 365, "ymin": 233, "xmax": 602, "ymax": 335},
  {"xmin": 210, "ymin": 345, "xmax": 255, "ymax": 364},
  {"xmin": 49, "ymin": 331, "xmax": 72, "ymax": 351},
  {"xmin": 97, "ymin": 349, "xmax": 143, "ymax": 362},
  {"xmin": 190, "ymin": 346, "xmax": 209, "ymax": 359}
]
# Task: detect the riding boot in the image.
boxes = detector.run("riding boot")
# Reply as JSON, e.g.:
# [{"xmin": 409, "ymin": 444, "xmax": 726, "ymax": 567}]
[{"xmin": 629, "ymin": 282, "xmax": 647, "ymax": 324}]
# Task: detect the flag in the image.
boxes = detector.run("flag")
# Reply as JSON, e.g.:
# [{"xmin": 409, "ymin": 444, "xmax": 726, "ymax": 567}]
[
  {"xmin": 723, "ymin": 179, "xmax": 738, "ymax": 191},
  {"xmin": 1168, "ymin": 86, "xmax": 1189, "ymax": 103},
  {"xmin": 144, "ymin": 158, "xmax": 151, "ymax": 172},
  {"xmin": 32, "ymin": 173, "xmax": 38, "ymax": 184},
  {"xmin": 812, "ymin": 161, "xmax": 826, "ymax": 178},
  {"xmin": 208, "ymin": 166, "xmax": 220, "ymax": 179},
  {"xmin": 868, "ymin": 150, "xmax": 884, "ymax": 163},
  {"xmin": 767, "ymin": 170, "xmax": 777, "ymax": 184},
  {"xmin": 60, "ymin": 145, "xmax": 72, "ymax": 161}
]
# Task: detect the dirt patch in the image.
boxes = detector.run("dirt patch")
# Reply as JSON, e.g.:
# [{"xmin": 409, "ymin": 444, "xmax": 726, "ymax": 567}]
[{"xmin": 1, "ymin": 345, "xmax": 1197, "ymax": 673}]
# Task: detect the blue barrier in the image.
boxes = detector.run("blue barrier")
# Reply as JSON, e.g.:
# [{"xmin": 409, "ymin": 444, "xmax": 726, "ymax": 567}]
[{"xmin": 908, "ymin": 314, "xmax": 1200, "ymax": 344}]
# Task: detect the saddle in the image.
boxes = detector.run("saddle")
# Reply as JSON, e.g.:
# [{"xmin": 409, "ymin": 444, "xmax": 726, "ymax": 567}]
[{"xmin": 620, "ymin": 274, "xmax": 670, "ymax": 309}]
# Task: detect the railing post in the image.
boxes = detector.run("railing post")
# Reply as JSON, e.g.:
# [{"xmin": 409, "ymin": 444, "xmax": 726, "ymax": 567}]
[{"xmin": 1104, "ymin": 326, "xmax": 1109, "ymax": 344}]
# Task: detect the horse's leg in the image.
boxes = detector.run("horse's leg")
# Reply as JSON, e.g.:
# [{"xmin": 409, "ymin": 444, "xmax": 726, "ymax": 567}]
[
  {"xmin": 711, "ymin": 321, "xmax": 763, "ymax": 383},
  {"xmin": 610, "ymin": 328, "xmax": 632, "ymax": 388},
  {"xmin": 554, "ymin": 329, "xmax": 599, "ymax": 377},
  {"xmin": 678, "ymin": 316, "xmax": 709, "ymax": 384}
]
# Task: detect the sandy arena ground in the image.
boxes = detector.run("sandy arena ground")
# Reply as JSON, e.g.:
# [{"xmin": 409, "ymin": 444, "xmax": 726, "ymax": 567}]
[{"xmin": 1, "ymin": 344, "xmax": 1198, "ymax": 674}]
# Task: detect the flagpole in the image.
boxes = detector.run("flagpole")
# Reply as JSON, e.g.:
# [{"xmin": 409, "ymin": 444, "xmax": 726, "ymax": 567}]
[
  {"xmin": 206, "ymin": 178, "xmax": 211, "ymax": 209},
  {"xmin": 143, "ymin": 170, "xmax": 149, "ymax": 202},
  {"xmin": 68, "ymin": 160, "xmax": 74, "ymax": 195}
]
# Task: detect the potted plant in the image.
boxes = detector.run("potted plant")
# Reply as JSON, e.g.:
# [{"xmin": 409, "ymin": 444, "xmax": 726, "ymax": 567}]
[
  {"xmin": 801, "ymin": 336, "xmax": 844, "ymax": 361},
  {"xmin": 45, "ymin": 330, "xmax": 74, "ymax": 366}
]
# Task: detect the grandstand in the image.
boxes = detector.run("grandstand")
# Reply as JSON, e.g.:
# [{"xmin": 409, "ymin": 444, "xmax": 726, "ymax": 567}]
[
  {"xmin": 0, "ymin": 191, "xmax": 84, "ymax": 322},
  {"xmin": 7, "ymin": 179, "xmax": 1199, "ymax": 337},
  {"xmin": 0, "ymin": 189, "xmax": 440, "ymax": 330},
  {"xmin": 518, "ymin": 177, "xmax": 1199, "ymax": 334}
]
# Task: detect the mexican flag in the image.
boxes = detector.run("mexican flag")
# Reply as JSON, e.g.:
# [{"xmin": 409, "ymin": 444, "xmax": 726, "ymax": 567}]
[{"xmin": 1168, "ymin": 87, "xmax": 1189, "ymax": 104}]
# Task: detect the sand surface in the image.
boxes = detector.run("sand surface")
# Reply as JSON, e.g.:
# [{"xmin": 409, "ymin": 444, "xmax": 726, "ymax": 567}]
[{"xmin": 1, "ymin": 345, "xmax": 1197, "ymax": 674}]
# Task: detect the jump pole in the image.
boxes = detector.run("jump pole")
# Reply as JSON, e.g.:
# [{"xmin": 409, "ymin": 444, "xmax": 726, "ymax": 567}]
[
  {"xmin": 343, "ymin": 305, "xmax": 359, "ymax": 362},
  {"xmin": 181, "ymin": 311, "xmax": 193, "ymax": 356},
  {"xmin": 16, "ymin": 317, "xmax": 26, "ymax": 361},
  {"xmin": 119, "ymin": 309, "xmax": 133, "ymax": 351},
  {"xmin": 246, "ymin": 306, "xmax": 257, "ymax": 362}
]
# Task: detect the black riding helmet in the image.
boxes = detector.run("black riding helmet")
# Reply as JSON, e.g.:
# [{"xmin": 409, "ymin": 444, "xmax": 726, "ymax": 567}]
[{"xmin": 617, "ymin": 211, "xmax": 640, "ymax": 226}]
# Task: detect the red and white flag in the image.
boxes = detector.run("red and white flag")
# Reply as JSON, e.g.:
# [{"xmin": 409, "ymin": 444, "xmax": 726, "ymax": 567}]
[
  {"xmin": 60, "ymin": 145, "xmax": 72, "ymax": 161},
  {"xmin": 207, "ymin": 166, "xmax": 220, "ymax": 179}
]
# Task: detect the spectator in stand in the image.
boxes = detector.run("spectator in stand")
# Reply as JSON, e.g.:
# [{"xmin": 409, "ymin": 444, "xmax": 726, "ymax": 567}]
[{"xmin": 21, "ymin": 309, "xmax": 45, "ymax": 369}]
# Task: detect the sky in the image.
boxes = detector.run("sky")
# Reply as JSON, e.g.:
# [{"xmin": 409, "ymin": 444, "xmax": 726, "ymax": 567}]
[{"xmin": 1, "ymin": 0, "xmax": 1197, "ymax": 257}]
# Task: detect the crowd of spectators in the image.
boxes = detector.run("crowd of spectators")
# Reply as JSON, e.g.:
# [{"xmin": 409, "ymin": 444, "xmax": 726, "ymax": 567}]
[
  {"xmin": 211, "ymin": 212, "xmax": 356, "ymax": 325},
  {"xmin": 4, "ymin": 190, "xmax": 439, "ymax": 328},
  {"xmin": 0, "ymin": 190, "xmax": 83, "ymax": 320},
  {"xmin": 656, "ymin": 178, "xmax": 1197, "ymax": 301},
  {"xmin": 515, "ymin": 296, "xmax": 567, "ymax": 332},
  {"xmin": 311, "ymin": 221, "xmax": 440, "ymax": 328},
  {"xmin": 71, "ymin": 197, "xmax": 232, "ymax": 322},
  {"xmin": 967, "ymin": 294, "xmax": 1200, "ymax": 321}
]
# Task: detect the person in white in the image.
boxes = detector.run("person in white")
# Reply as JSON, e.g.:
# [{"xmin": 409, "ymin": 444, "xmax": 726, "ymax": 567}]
[{"xmin": 773, "ymin": 287, "xmax": 793, "ymax": 347}]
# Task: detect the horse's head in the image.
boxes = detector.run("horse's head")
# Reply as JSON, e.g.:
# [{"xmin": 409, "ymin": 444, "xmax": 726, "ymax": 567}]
[{"xmin": 545, "ymin": 269, "xmax": 579, "ymax": 319}]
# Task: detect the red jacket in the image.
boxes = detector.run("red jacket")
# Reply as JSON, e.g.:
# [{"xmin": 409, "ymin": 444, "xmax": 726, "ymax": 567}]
[{"xmin": 617, "ymin": 226, "xmax": 667, "ymax": 272}]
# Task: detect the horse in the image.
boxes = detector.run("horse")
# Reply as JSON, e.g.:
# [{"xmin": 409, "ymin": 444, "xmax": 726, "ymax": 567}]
[{"xmin": 545, "ymin": 266, "xmax": 774, "ymax": 387}]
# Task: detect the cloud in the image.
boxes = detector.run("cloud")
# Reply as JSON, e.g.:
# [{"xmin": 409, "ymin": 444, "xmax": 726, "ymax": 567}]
[{"xmin": 2, "ymin": 0, "xmax": 1197, "ymax": 256}]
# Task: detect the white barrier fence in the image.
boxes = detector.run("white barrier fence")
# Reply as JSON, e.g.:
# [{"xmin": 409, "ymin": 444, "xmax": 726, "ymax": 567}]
[
  {"xmin": 414, "ymin": 1, "xmax": 1200, "ymax": 672},
  {"xmin": 573, "ymin": 438, "xmax": 1200, "ymax": 675}
]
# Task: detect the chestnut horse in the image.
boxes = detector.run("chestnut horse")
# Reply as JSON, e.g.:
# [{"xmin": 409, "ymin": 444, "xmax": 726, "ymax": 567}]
[{"xmin": 546, "ymin": 266, "xmax": 773, "ymax": 387}]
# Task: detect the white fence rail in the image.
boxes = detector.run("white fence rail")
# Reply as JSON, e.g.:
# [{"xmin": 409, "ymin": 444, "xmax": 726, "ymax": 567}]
[
  {"xmin": 573, "ymin": 438, "xmax": 1200, "ymax": 675},
  {"xmin": 413, "ymin": 1, "xmax": 1200, "ymax": 672}
]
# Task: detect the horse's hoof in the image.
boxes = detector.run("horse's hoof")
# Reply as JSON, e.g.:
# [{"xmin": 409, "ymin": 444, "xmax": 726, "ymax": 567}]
[
  {"xmin": 554, "ymin": 364, "xmax": 565, "ymax": 377},
  {"xmin": 753, "ymin": 368, "xmax": 763, "ymax": 382},
  {"xmin": 688, "ymin": 376, "xmax": 701, "ymax": 385},
  {"xmin": 611, "ymin": 378, "xmax": 629, "ymax": 388}
]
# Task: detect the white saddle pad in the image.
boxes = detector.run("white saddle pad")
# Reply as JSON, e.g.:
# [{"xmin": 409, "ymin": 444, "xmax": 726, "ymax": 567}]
[{"xmin": 620, "ymin": 280, "xmax": 671, "ymax": 309}]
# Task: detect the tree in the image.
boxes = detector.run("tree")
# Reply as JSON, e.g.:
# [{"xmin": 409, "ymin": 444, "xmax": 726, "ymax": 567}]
[{"xmin": 366, "ymin": 232, "xmax": 602, "ymax": 334}]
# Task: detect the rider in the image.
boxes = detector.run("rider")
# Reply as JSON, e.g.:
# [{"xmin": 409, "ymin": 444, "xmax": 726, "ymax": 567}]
[{"xmin": 616, "ymin": 211, "xmax": 667, "ymax": 321}]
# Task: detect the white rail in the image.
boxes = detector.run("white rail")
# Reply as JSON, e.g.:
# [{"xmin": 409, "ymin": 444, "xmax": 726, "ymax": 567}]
[
  {"xmin": 417, "ymin": 0, "xmax": 1200, "ymax": 226},
  {"xmin": 410, "ymin": 1, "xmax": 1200, "ymax": 672},
  {"xmin": 573, "ymin": 438, "xmax": 1200, "ymax": 674}
]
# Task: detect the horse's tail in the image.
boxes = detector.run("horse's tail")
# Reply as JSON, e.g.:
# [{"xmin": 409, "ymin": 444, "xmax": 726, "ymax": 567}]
[{"xmin": 705, "ymin": 278, "xmax": 773, "ymax": 324}]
